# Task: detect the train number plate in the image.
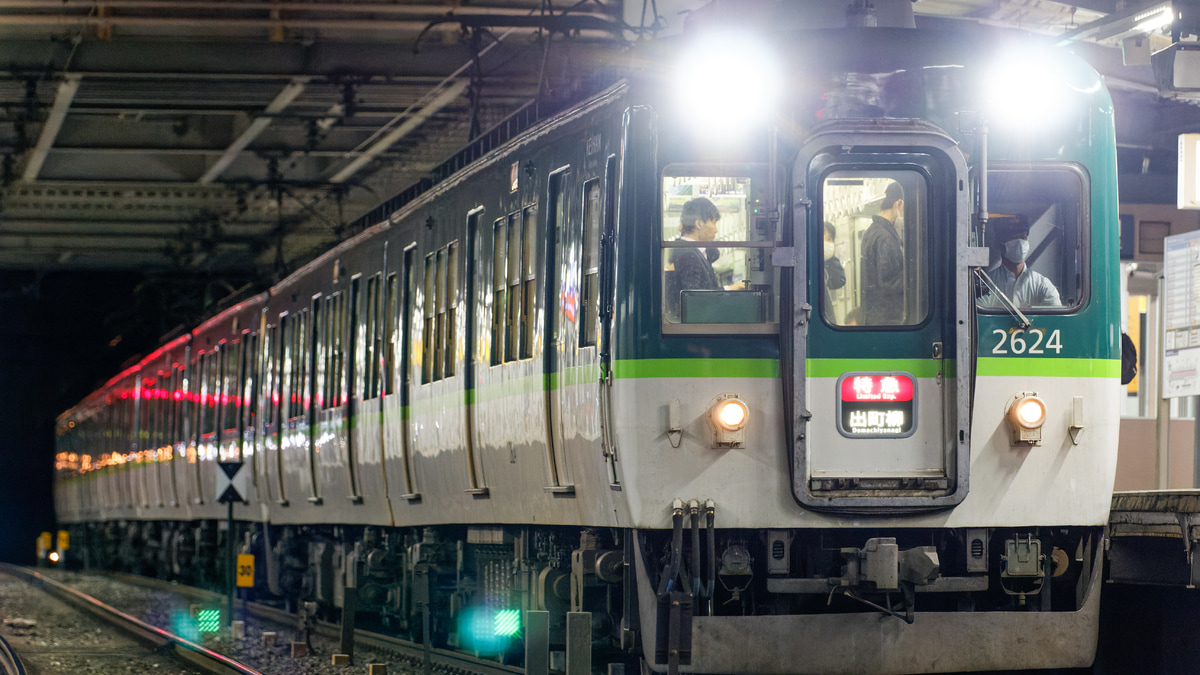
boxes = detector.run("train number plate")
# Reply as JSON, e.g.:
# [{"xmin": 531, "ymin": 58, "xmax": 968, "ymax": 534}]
[{"xmin": 836, "ymin": 372, "xmax": 916, "ymax": 438}]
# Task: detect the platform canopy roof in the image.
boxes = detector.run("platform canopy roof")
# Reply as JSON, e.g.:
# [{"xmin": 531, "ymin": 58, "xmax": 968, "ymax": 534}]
[{"xmin": 0, "ymin": 0, "xmax": 1189, "ymax": 274}]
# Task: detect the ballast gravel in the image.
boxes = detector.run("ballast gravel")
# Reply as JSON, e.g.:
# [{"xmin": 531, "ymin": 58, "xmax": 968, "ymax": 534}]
[
  {"xmin": 37, "ymin": 569, "xmax": 414, "ymax": 675},
  {"xmin": 0, "ymin": 571, "xmax": 209, "ymax": 675}
]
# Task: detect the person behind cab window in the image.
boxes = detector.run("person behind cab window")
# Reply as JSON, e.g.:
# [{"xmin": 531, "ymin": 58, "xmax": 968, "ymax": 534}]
[
  {"xmin": 664, "ymin": 197, "xmax": 721, "ymax": 321},
  {"xmin": 671, "ymin": 197, "xmax": 722, "ymax": 291},
  {"xmin": 860, "ymin": 181, "xmax": 905, "ymax": 324},
  {"xmin": 823, "ymin": 221, "xmax": 846, "ymax": 319},
  {"xmin": 980, "ymin": 215, "xmax": 1061, "ymax": 308}
]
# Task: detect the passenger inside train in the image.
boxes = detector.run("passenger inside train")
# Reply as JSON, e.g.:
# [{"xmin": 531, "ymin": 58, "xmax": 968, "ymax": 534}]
[
  {"xmin": 822, "ymin": 173, "xmax": 928, "ymax": 327},
  {"xmin": 660, "ymin": 171, "xmax": 778, "ymax": 327}
]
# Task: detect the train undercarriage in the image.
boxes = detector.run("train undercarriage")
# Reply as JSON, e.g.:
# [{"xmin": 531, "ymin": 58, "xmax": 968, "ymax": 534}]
[{"xmin": 63, "ymin": 517, "xmax": 1104, "ymax": 671}]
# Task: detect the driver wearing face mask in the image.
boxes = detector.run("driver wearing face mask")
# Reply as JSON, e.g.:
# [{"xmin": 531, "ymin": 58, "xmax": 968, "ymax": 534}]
[{"xmin": 979, "ymin": 215, "xmax": 1061, "ymax": 308}]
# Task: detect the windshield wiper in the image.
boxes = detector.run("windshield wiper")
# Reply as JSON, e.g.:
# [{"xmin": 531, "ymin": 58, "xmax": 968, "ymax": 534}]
[{"xmin": 973, "ymin": 268, "xmax": 1030, "ymax": 329}]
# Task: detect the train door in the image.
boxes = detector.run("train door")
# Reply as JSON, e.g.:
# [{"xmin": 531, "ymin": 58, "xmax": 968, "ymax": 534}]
[
  {"xmin": 241, "ymin": 332, "xmax": 258, "ymax": 497},
  {"xmin": 133, "ymin": 379, "xmax": 150, "ymax": 509},
  {"xmin": 596, "ymin": 157, "xmax": 619, "ymax": 485},
  {"xmin": 263, "ymin": 321, "xmax": 286, "ymax": 505},
  {"xmin": 217, "ymin": 340, "xmax": 241, "ymax": 463},
  {"xmin": 397, "ymin": 246, "xmax": 419, "ymax": 499},
  {"xmin": 148, "ymin": 374, "xmax": 164, "ymax": 508},
  {"xmin": 791, "ymin": 121, "xmax": 972, "ymax": 510},
  {"xmin": 189, "ymin": 353, "xmax": 207, "ymax": 505},
  {"xmin": 544, "ymin": 169, "xmax": 573, "ymax": 491},
  {"xmin": 346, "ymin": 277, "xmax": 363, "ymax": 500},
  {"xmin": 463, "ymin": 210, "xmax": 487, "ymax": 494},
  {"xmin": 168, "ymin": 365, "xmax": 183, "ymax": 507}
]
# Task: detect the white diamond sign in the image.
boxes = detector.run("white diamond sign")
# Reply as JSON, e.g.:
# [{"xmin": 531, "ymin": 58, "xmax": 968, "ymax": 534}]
[{"xmin": 216, "ymin": 460, "xmax": 248, "ymax": 504}]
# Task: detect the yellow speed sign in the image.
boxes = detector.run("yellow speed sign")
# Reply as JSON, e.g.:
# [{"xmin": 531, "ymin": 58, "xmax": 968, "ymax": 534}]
[{"xmin": 236, "ymin": 554, "xmax": 255, "ymax": 588}]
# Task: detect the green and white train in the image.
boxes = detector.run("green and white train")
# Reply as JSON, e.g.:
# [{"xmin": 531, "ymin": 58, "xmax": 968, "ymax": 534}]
[{"xmin": 55, "ymin": 8, "xmax": 1121, "ymax": 674}]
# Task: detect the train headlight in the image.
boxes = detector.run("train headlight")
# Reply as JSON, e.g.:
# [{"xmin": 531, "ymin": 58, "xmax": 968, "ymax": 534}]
[
  {"xmin": 715, "ymin": 398, "xmax": 748, "ymax": 431},
  {"xmin": 709, "ymin": 394, "xmax": 748, "ymax": 448},
  {"xmin": 1006, "ymin": 393, "xmax": 1046, "ymax": 445},
  {"xmin": 984, "ymin": 47, "xmax": 1092, "ymax": 130},
  {"xmin": 672, "ymin": 30, "xmax": 780, "ymax": 138}
]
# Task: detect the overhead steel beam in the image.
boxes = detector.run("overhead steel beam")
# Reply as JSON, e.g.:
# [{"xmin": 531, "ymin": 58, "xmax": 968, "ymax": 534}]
[
  {"xmin": 199, "ymin": 77, "xmax": 308, "ymax": 184},
  {"xmin": 0, "ymin": 40, "xmax": 579, "ymax": 78},
  {"xmin": 0, "ymin": 14, "xmax": 616, "ymax": 37},
  {"xmin": 23, "ymin": 74, "xmax": 81, "ymax": 182},
  {"xmin": 0, "ymin": 0, "xmax": 604, "ymax": 16},
  {"xmin": 1055, "ymin": 0, "xmax": 1169, "ymax": 45},
  {"xmin": 329, "ymin": 77, "xmax": 469, "ymax": 184}
]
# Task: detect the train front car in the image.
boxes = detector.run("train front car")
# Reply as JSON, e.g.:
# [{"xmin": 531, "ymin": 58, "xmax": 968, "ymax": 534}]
[{"xmin": 617, "ymin": 21, "xmax": 1119, "ymax": 675}]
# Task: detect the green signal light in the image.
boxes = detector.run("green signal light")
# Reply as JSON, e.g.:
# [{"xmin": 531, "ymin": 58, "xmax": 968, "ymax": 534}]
[
  {"xmin": 493, "ymin": 609, "xmax": 521, "ymax": 638},
  {"xmin": 195, "ymin": 608, "xmax": 221, "ymax": 633}
]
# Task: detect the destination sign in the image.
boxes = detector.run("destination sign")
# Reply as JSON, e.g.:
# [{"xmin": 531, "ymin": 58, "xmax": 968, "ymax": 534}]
[{"xmin": 837, "ymin": 373, "xmax": 916, "ymax": 438}]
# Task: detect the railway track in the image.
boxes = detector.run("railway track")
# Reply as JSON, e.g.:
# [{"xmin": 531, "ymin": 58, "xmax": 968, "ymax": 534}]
[
  {"xmin": 0, "ymin": 630, "xmax": 25, "ymax": 675},
  {"xmin": 96, "ymin": 570, "xmax": 526, "ymax": 675},
  {"xmin": 25, "ymin": 568, "xmax": 529, "ymax": 675},
  {"xmin": 0, "ymin": 564, "xmax": 261, "ymax": 675}
]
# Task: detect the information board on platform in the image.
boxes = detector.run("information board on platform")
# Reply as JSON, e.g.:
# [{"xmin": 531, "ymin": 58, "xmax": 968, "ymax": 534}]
[{"xmin": 1163, "ymin": 229, "xmax": 1200, "ymax": 397}]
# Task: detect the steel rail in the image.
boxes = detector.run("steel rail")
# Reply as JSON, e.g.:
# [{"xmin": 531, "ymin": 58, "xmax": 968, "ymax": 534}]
[
  {"xmin": 100, "ymin": 571, "xmax": 524, "ymax": 675},
  {"xmin": 0, "ymin": 632, "xmax": 27, "ymax": 675},
  {"xmin": 0, "ymin": 565, "xmax": 262, "ymax": 675}
]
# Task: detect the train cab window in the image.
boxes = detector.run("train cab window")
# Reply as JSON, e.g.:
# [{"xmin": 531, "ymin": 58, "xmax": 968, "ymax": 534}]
[
  {"xmin": 660, "ymin": 169, "xmax": 779, "ymax": 332},
  {"xmin": 976, "ymin": 165, "xmax": 1086, "ymax": 312},
  {"xmin": 822, "ymin": 172, "xmax": 929, "ymax": 327}
]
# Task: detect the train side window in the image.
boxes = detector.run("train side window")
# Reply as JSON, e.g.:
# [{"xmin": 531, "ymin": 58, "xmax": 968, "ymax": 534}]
[
  {"xmin": 138, "ymin": 377, "xmax": 152, "ymax": 455},
  {"xmin": 822, "ymin": 171, "xmax": 929, "ymax": 327},
  {"xmin": 222, "ymin": 341, "xmax": 241, "ymax": 440},
  {"xmin": 421, "ymin": 243, "xmax": 460, "ymax": 383},
  {"xmin": 199, "ymin": 352, "xmax": 216, "ymax": 437},
  {"xmin": 365, "ymin": 273, "xmax": 383, "ymax": 398},
  {"xmin": 299, "ymin": 309, "xmax": 311, "ymax": 414},
  {"xmin": 285, "ymin": 314, "xmax": 298, "ymax": 418},
  {"xmin": 445, "ymin": 242, "xmax": 459, "ymax": 377},
  {"xmin": 241, "ymin": 332, "xmax": 257, "ymax": 461},
  {"xmin": 423, "ymin": 253, "xmax": 436, "ymax": 383},
  {"xmin": 491, "ymin": 218, "xmax": 507, "ymax": 365},
  {"xmin": 323, "ymin": 294, "xmax": 341, "ymax": 409},
  {"xmin": 976, "ymin": 165, "xmax": 1086, "ymax": 312},
  {"xmin": 582, "ymin": 178, "xmax": 601, "ymax": 346},
  {"xmin": 434, "ymin": 248, "xmax": 448, "ymax": 380},
  {"xmin": 170, "ymin": 365, "xmax": 183, "ymax": 448},
  {"xmin": 521, "ymin": 207, "xmax": 537, "ymax": 359},
  {"xmin": 279, "ymin": 315, "xmax": 293, "ymax": 421},
  {"xmin": 507, "ymin": 211, "xmax": 523, "ymax": 361},
  {"xmin": 312, "ymin": 296, "xmax": 325, "ymax": 409},
  {"xmin": 262, "ymin": 324, "xmax": 276, "ymax": 426},
  {"xmin": 384, "ymin": 272, "xmax": 397, "ymax": 396},
  {"xmin": 660, "ymin": 169, "xmax": 779, "ymax": 332}
]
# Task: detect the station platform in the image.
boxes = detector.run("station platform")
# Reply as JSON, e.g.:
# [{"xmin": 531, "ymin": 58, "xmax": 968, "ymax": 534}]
[{"xmin": 1108, "ymin": 490, "xmax": 1200, "ymax": 586}]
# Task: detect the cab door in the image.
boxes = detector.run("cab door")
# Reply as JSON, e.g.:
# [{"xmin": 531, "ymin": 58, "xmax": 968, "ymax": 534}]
[{"xmin": 790, "ymin": 120, "xmax": 972, "ymax": 511}]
